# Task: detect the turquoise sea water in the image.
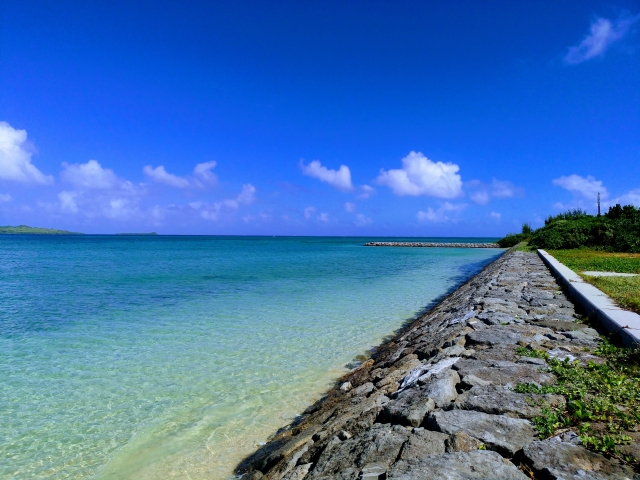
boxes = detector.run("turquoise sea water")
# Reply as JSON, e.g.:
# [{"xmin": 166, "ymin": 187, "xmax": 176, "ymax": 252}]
[{"xmin": 0, "ymin": 236, "xmax": 502, "ymax": 479}]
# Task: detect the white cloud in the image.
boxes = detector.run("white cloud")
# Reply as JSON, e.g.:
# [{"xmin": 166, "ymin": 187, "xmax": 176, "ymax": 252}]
[
  {"xmin": 58, "ymin": 191, "xmax": 79, "ymax": 213},
  {"xmin": 344, "ymin": 201, "xmax": 356, "ymax": 213},
  {"xmin": 489, "ymin": 211, "xmax": 501, "ymax": 221},
  {"xmin": 190, "ymin": 184, "xmax": 256, "ymax": 221},
  {"xmin": 0, "ymin": 121, "xmax": 53, "ymax": 185},
  {"xmin": 357, "ymin": 185, "xmax": 376, "ymax": 199},
  {"xmin": 376, "ymin": 151, "xmax": 463, "ymax": 198},
  {"xmin": 193, "ymin": 161, "xmax": 217, "ymax": 184},
  {"xmin": 61, "ymin": 160, "xmax": 120, "ymax": 189},
  {"xmin": 553, "ymin": 174, "xmax": 608, "ymax": 200},
  {"xmin": 469, "ymin": 190, "xmax": 490, "ymax": 205},
  {"xmin": 236, "ymin": 184, "xmax": 256, "ymax": 205},
  {"xmin": 143, "ymin": 161, "xmax": 218, "ymax": 188},
  {"xmin": 318, "ymin": 212, "xmax": 330, "ymax": 223},
  {"xmin": 416, "ymin": 202, "xmax": 467, "ymax": 223},
  {"xmin": 143, "ymin": 165, "xmax": 190, "ymax": 188},
  {"xmin": 303, "ymin": 206, "xmax": 316, "ymax": 219},
  {"xmin": 606, "ymin": 189, "xmax": 640, "ymax": 208},
  {"xmin": 354, "ymin": 213, "xmax": 372, "ymax": 227},
  {"xmin": 300, "ymin": 159, "xmax": 354, "ymax": 192},
  {"xmin": 0, "ymin": 193, "xmax": 12, "ymax": 203},
  {"xmin": 104, "ymin": 198, "xmax": 136, "ymax": 219},
  {"xmin": 467, "ymin": 178, "xmax": 522, "ymax": 205},
  {"xmin": 57, "ymin": 160, "xmax": 145, "ymax": 219},
  {"xmin": 564, "ymin": 15, "xmax": 640, "ymax": 65}
]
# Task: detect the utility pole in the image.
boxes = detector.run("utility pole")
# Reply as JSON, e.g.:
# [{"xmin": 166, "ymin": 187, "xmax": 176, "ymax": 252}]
[{"xmin": 597, "ymin": 192, "xmax": 601, "ymax": 216}]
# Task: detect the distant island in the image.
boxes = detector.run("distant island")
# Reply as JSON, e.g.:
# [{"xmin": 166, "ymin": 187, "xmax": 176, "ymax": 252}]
[{"xmin": 0, "ymin": 225, "xmax": 83, "ymax": 235}]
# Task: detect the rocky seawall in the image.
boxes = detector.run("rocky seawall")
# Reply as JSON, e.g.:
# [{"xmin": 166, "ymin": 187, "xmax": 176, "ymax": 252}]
[
  {"xmin": 364, "ymin": 242, "xmax": 501, "ymax": 248},
  {"xmin": 235, "ymin": 250, "xmax": 635, "ymax": 480}
]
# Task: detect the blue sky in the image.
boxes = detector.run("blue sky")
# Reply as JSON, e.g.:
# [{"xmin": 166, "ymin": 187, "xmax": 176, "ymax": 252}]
[{"xmin": 0, "ymin": 1, "xmax": 639, "ymax": 235}]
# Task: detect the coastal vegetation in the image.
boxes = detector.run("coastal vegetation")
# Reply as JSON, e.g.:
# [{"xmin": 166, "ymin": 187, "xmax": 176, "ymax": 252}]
[
  {"xmin": 515, "ymin": 338, "xmax": 640, "ymax": 469},
  {"xmin": 0, "ymin": 225, "xmax": 82, "ymax": 234},
  {"xmin": 498, "ymin": 204, "xmax": 640, "ymax": 252}
]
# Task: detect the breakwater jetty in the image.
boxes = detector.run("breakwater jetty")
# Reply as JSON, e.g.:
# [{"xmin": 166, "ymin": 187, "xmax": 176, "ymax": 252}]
[
  {"xmin": 236, "ymin": 250, "xmax": 635, "ymax": 479},
  {"xmin": 364, "ymin": 242, "xmax": 501, "ymax": 248}
]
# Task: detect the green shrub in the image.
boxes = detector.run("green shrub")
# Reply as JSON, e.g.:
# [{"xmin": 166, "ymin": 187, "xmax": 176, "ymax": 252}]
[
  {"xmin": 528, "ymin": 205, "xmax": 640, "ymax": 252},
  {"xmin": 497, "ymin": 233, "xmax": 527, "ymax": 248}
]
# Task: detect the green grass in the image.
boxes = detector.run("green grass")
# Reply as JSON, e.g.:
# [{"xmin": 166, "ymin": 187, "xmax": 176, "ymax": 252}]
[
  {"xmin": 545, "ymin": 249, "xmax": 640, "ymax": 315},
  {"xmin": 547, "ymin": 249, "xmax": 640, "ymax": 274},
  {"xmin": 515, "ymin": 339, "xmax": 640, "ymax": 469},
  {"xmin": 583, "ymin": 275, "xmax": 640, "ymax": 315},
  {"xmin": 514, "ymin": 242, "xmax": 536, "ymax": 252},
  {"xmin": 0, "ymin": 225, "xmax": 82, "ymax": 235}
]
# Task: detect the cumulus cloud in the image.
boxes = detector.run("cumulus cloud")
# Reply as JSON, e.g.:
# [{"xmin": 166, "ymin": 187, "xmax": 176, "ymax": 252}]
[
  {"xmin": 61, "ymin": 160, "xmax": 121, "ymax": 189},
  {"xmin": 354, "ymin": 213, "xmax": 372, "ymax": 227},
  {"xmin": 489, "ymin": 211, "xmax": 501, "ymax": 221},
  {"xmin": 0, "ymin": 193, "xmax": 12, "ymax": 203},
  {"xmin": 143, "ymin": 161, "xmax": 218, "ymax": 188},
  {"xmin": 190, "ymin": 184, "xmax": 256, "ymax": 221},
  {"xmin": 467, "ymin": 178, "xmax": 523, "ymax": 205},
  {"xmin": 376, "ymin": 151, "xmax": 462, "ymax": 198},
  {"xmin": 300, "ymin": 159, "xmax": 354, "ymax": 192},
  {"xmin": 553, "ymin": 174, "xmax": 608, "ymax": 200},
  {"xmin": 605, "ymin": 189, "xmax": 640, "ymax": 208},
  {"xmin": 0, "ymin": 121, "xmax": 53, "ymax": 185},
  {"xmin": 303, "ymin": 206, "xmax": 316, "ymax": 219},
  {"xmin": 318, "ymin": 212, "xmax": 330, "ymax": 223},
  {"xmin": 57, "ymin": 160, "xmax": 144, "ymax": 219},
  {"xmin": 143, "ymin": 165, "xmax": 190, "ymax": 188},
  {"xmin": 357, "ymin": 185, "xmax": 376, "ymax": 199},
  {"xmin": 58, "ymin": 191, "xmax": 79, "ymax": 213},
  {"xmin": 564, "ymin": 14, "xmax": 640, "ymax": 65},
  {"xmin": 416, "ymin": 202, "xmax": 467, "ymax": 223},
  {"xmin": 344, "ymin": 202, "xmax": 356, "ymax": 213},
  {"xmin": 236, "ymin": 184, "xmax": 256, "ymax": 205},
  {"xmin": 193, "ymin": 161, "xmax": 218, "ymax": 184}
]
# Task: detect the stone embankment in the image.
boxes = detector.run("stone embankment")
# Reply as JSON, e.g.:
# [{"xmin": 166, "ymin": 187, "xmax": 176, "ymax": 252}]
[
  {"xmin": 236, "ymin": 250, "xmax": 635, "ymax": 480},
  {"xmin": 364, "ymin": 242, "xmax": 500, "ymax": 248}
]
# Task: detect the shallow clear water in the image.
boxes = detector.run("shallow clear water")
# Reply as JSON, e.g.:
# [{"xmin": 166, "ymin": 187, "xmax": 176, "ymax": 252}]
[{"xmin": 0, "ymin": 236, "xmax": 502, "ymax": 479}]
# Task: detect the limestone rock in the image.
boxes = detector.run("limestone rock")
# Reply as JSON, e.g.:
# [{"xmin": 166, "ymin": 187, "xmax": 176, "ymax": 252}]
[
  {"xmin": 459, "ymin": 374, "xmax": 491, "ymax": 389},
  {"xmin": 453, "ymin": 358, "xmax": 555, "ymax": 387},
  {"xmin": 388, "ymin": 451, "xmax": 528, "ymax": 479},
  {"xmin": 309, "ymin": 424, "xmax": 410, "ymax": 478},
  {"xmin": 281, "ymin": 463, "xmax": 312, "ymax": 480},
  {"xmin": 520, "ymin": 440, "xmax": 635, "ymax": 479},
  {"xmin": 398, "ymin": 429, "xmax": 448, "ymax": 460},
  {"xmin": 445, "ymin": 431, "xmax": 483, "ymax": 452},
  {"xmin": 454, "ymin": 384, "xmax": 564, "ymax": 418},
  {"xmin": 421, "ymin": 369, "xmax": 460, "ymax": 408},
  {"xmin": 427, "ymin": 410, "xmax": 536, "ymax": 456},
  {"xmin": 382, "ymin": 388, "xmax": 435, "ymax": 427},
  {"xmin": 466, "ymin": 326, "xmax": 524, "ymax": 346}
]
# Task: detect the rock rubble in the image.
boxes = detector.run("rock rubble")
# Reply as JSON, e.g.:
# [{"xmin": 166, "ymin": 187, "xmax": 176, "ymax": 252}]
[{"xmin": 235, "ymin": 251, "xmax": 636, "ymax": 480}]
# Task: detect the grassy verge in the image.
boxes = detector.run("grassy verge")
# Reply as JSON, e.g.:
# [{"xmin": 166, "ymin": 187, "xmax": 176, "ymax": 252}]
[
  {"xmin": 543, "ymin": 249, "xmax": 640, "ymax": 315},
  {"xmin": 547, "ymin": 249, "xmax": 640, "ymax": 274},
  {"xmin": 515, "ymin": 339, "xmax": 640, "ymax": 470},
  {"xmin": 582, "ymin": 275, "xmax": 640, "ymax": 315}
]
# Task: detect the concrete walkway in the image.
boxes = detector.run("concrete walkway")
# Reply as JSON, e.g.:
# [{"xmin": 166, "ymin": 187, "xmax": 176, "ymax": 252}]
[{"xmin": 582, "ymin": 271, "xmax": 638, "ymax": 277}]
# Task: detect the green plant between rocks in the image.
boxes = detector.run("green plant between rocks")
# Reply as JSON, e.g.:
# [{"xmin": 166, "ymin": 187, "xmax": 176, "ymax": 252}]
[
  {"xmin": 515, "ymin": 338, "xmax": 640, "ymax": 469},
  {"xmin": 515, "ymin": 346, "xmax": 549, "ymax": 359}
]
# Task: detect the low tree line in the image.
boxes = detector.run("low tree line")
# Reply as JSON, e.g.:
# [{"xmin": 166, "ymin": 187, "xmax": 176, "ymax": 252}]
[{"xmin": 497, "ymin": 204, "xmax": 640, "ymax": 252}]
